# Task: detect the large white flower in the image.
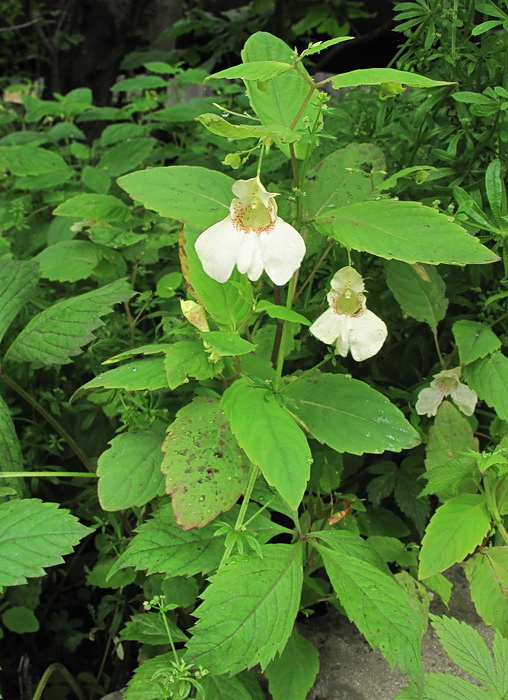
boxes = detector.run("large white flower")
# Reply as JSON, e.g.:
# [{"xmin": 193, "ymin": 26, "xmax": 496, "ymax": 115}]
[
  {"xmin": 415, "ymin": 367, "xmax": 477, "ymax": 417},
  {"xmin": 309, "ymin": 266, "xmax": 388, "ymax": 362},
  {"xmin": 195, "ymin": 176, "xmax": 305, "ymax": 286}
]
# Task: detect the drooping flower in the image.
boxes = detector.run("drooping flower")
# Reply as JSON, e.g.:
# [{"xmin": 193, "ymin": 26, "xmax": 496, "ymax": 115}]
[
  {"xmin": 310, "ymin": 266, "xmax": 388, "ymax": 362},
  {"xmin": 195, "ymin": 176, "xmax": 305, "ymax": 286},
  {"xmin": 180, "ymin": 300, "xmax": 209, "ymax": 332},
  {"xmin": 415, "ymin": 367, "xmax": 477, "ymax": 417}
]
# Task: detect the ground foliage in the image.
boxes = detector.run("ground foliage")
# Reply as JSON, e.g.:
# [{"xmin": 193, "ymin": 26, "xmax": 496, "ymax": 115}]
[{"xmin": 0, "ymin": 2, "xmax": 507, "ymax": 699}]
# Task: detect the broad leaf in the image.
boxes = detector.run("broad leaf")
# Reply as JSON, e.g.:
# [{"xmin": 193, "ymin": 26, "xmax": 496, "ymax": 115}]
[
  {"xmin": 164, "ymin": 340, "xmax": 216, "ymax": 389},
  {"xmin": 185, "ymin": 543, "xmax": 303, "ymax": 674},
  {"xmin": 452, "ymin": 320, "xmax": 501, "ymax": 365},
  {"xmin": 0, "ymin": 499, "xmax": 91, "ymax": 586},
  {"xmin": 255, "ymin": 300, "xmax": 310, "ymax": 325},
  {"xmin": 303, "ymin": 143, "xmax": 386, "ymax": 220},
  {"xmin": 418, "ymin": 494, "xmax": 491, "ymax": 579},
  {"xmin": 34, "ymin": 240, "xmax": 104, "ymax": 282},
  {"xmin": 0, "ymin": 260, "xmax": 39, "ymax": 344},
  {"xmin": 207, "ymin": 60, "xmax": 292, "ymax": 81},
  {"xmin": 199, "ymin": 331, "xmax": 256, "ymax": 356},
  {"xmin": 221, "ymin": 377, "xmax": 311, "ymax": 509},
  {"xmin": 162, "ymin": 397, "xmax": 249, "ymax": 529},
  {"xmin": 420, "ymin": 457, "xmax": 480, "ymax": 500},
  {"xmin": 329, "ymin": 67, "xmax": 454, "ymax": 90},
  {"xmin": 196, "ymin": 113, "xmax": 299, "ymax": 143},
  {"xmin": 285, "ymin": 372, "xmax": 420, "ymax": 455},
  {"xmin": 265, "ymin": 630, "xmax": 319, "ymax": 700},
  {"xmin": 118, "ymin": 166, "xmax": 233, "ymax": 229},
  {"xmin": 466, "ymin": 548, "xmax": 508, "ymax": 636},
  {"xmin": 395, "ymin": 674, "xmax": 492, "ymax": 700},
  {"xmin": 124, "ymin": 653, "xmax": 173, "ymax": 700},
  {"xmin": 316, "ymin": 200, "xmax": 499, "ymax": 265},
  {"xmin": 79, "ymin": 357, "xmax": 167, "ymax": 393},
  {"xmin": 53, "ymin": 193, "xmax": 131, "ymax": 223},
  {"xmin": 120, "ymin": 612, "xmax": 188, "ymax": 645},
  {"xmin": 463, "ymin": 352, "xmax": 508, "ymax": 421},
  {"xmin": 430, "ymin": 614, "xmax": 498, "ymax": 691},
  {"xmin": 97, "ymin": 137, "xmax": 156, "ymax": 177},
  {"xmin": 97, "ymin": 430, "xmax": 166, "ymax": 511},
  {"xmin": 0, "ymin": 145, "xmax": 70, "ymax": 176},
  {"xmin": 385, "ymin": 261, "xmax": 448, "ymax": 331},
  {"xmin": 4, "ymin": 279, "xmax": 133, "ymax": 366},
  {"xmin": 314, "ymin": 538, "xmax": 424, "ymax": 686},
  {"xmin": 200, "ymin": 673, "xmax": 264, "ymax": 700},
  {"xmin": 0, "ymin": 394, "xmax": 25, "ymax": 496}
]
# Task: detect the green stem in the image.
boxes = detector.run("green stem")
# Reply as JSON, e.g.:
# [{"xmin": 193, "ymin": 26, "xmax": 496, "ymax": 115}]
[
  {"xmin": 0, "ymin": 471, "xmax": 96, "ymax": 478},
  {"xmin": 294, "ymin": 242, "xmax": 333, "ymax": 301},
  {"xmin": 32, "ymin": 663, "xmax": 86, "ymax": 700},
  {"xmin": 0, "ymin": 369, "xmax": 95, "ymax": 473},
  {"xmin": 218, "ymin": 464, "xmax": 260, "ymax": 569},
  {"xmin": 273, "ymin": 275, "xmax": 297, "ymax": 391}
]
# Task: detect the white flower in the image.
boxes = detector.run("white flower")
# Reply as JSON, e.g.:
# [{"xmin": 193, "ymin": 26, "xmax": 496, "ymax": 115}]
[
  {"xmin": 195, "ymin": 176, "xmax": 305, "ymax": 285},
  {"xmin": 310, "ymin": 266, "xmax": 388, "ymax": 362},
  {"xmin": 415, "ymin": 367, "xmax": 477, "ymax": 417}
]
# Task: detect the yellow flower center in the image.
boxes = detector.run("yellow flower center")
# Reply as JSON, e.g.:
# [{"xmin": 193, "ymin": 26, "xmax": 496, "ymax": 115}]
[{"xmin": 333, "ymin": 288, "xmax": 363, "ymax": 316}]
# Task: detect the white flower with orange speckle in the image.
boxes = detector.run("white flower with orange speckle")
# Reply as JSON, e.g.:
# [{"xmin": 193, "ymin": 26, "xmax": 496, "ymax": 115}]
[
  {"xmin": 310, "ymin": 266, "xmax": 388, "ymax": 362},
  {"xmin": 195, "ymin": 176, "xmax": 305, "ymax": 285},
  {"xmin": 415, "ymin": 367, "xmax": 477, "ymax": 417}
]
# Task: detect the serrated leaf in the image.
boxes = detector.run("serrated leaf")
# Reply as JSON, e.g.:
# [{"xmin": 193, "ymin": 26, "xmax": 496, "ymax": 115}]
[
  {"xmin": 200, "ymin": 331, "xmax": 256, "ymax": 356},
  {"xmin": 0, "ymin": 394, "xmax": 25, "ymax": 496},
  {"xmin": 221, "ymin": 377, "xmax": 311, "ymax": 509},
  {"xmin": 430, "ymin": 614, "xmax": 498, "ymax": 691},
  {"xmin": 0, "ymin": 499, "xmax": 91, "ymax": 586},
  {"xmin": 393, "ymin": 459, "xmax": 430, "ymax": 535},
  {"xmin": 185, "ymin": 543, "xmax": 303, "ymax": 674},
  {"xmin": 466, "ymin": 548, "xmax": 508, "ymax": 636},
  {"xmin": 118, "ymin": 166, "xmax": 233, "ymax": 229},
  {"xmin": 0, "ymin": 260, "xmax": 40, "ymax": 344},
  {"xmin": 0, "ymin": 145, "xmax": 70, "ymax": 176},
  {"xmin": 285, "ymin": 372, "xmax": 420, "ymax": 455},
  {"xmin": 4, "ymin": 279, "xmax": 133, "ymax": 366},
  {"xmin": 395, "ymin": 673, "xmax": 492, "ymax": 700},
  {"xmin": 200, "ymin": 672, "xmax": 263, "ymax": 700},
  {"xmin": 329, "ymin": 67, "xmax": 453, "ymax": 90},
  {"xmin": 34, "ymin": 240, "xmax": 104, "ymax": 282},
  {"xmin": 385, "ymin": 261, "xmax": 448, "ymax": 331},
  {"xmin": 312, "ymin": 530, "xmax": 391, "ymax": 573},
  {"xmin": 420, "ymin": 456, "xmax": 479, "ymax": 500},
  {"xmin": 207, "ymin": 60, "xmax": 292, "ymax": 82},
  {"xmin": 196, "ymin": 113, "xmax": 299, "ymax": 143},
  {"xmin": 97, "ymin": 430, "xmax": 165, "ymax": 511},
  {"xmin": 265, "ymin": 629, "xmax": 319, "ymax": 700},
  {"xmin": 463, "ymin": 352, "xmax": 508, "ymax": 421},
  {"xmin": 97, "ymin": 137, "xmax": 156, "ymax": 177},
  {"xmin": 314, "ymin": 539, "xmax": 424, "ymax": 686},
  {"xmin": 164, "ymin": 341, "xmax": 216, "ymax": 389},
  {"xmin": 79, "ymin": 357, "xmax": 167, "ymax": 393},
  {"xmin": 316, "ymin": 200, "xmax": 499, "ymax": 265},
  {"xmin": 124, "ymin": 653, "xmax": 173, "ymax": 700},
  {"xmin": 53, "ymin": 193, "xmax": 131, "ymax": 223},
  {"xmin": 452, "ymin": 320, "xmax": 501, "ymax": 365},
  {"xmin": 493, "ymin": 631, "xmax": 508, "ymax": 697},
  {"xmin": 418, "ymin": 494, "xmax": 491, "ymax": 579},
  {"xmin": 120, "ymin": 612, "xmax": 188, "ymax": 645},
  {"xmin": 303, "ymin": 143, "xmax": 386, "ymax": 220},
  {"xmin": 162, "ymin": 397, "xmax": 249, "ymax": 529},
  {"xmin": 300, "ymin": 36, "xmax": 353, "ymax": 57},
  {"xmin": 255, "ymin": 300, "xmax": 310, "ymax": 325}
]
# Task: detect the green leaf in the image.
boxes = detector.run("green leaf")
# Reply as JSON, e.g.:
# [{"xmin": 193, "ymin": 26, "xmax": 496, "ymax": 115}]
[
  {"xmin": 463, "ymin": 352, "xmax": 508, "ymax": 421},
  {"xmin": 182, "ymin": 226, "xmax": 253, "ymax": 330},
  {"xmin": 5, "ymin": 279, "xmax": 133, "ymax": 366},
  {"xmin": 466, "ymin": 548, "xmax": 508, "ymax": 636},
  {"xmin": 430, "ymin": 614, "xmax": 498, "ymax": 691},
  {"xmin": 34, "ymin": 240, "xmax": 104, "ymax": 282},
  {"xmin": 0, "ymin": 499, "xmax": 91, "ymax": 586},
  {"xmin": 265, "ymin": 629, "xmax": 319, "ymax": 700},
  {"xmin": 200, "ymin": 331, "xmax": 256, "ymax": 356},
  {"xmin": 0, "ymin": 145, "xmax": 71, "ymax": 176},
  {"xmin": 200, "ymin": 673, "xmax": 263, "ymax": 700},
  {"xmin": 285, "ymin": 372, "xmax": 420, "ymax": 455},
  {"xmin": 420, "ymin": 456, "xmax": 479, "ymax": 500},
  {"xmin": 452, "ymin": 320, "xmax": 501, "ymax": 365},
  {"xmin": 329, "ymin": 67, "xmax": 454, "ymax": 90},
  {"xmin": 2, "ymin": 606, "xmax": 39, "ymax": 633},
  {"xmin": 485, "ymin": 159, "xmax": 507, "ymax": 217},
  {"xmin": 385, "ymin": 261, "xmax": 448, "ymax": 331},
  {"xmin": 53, "ymin": 193, "xmax": 131, "ymax": 223},
  {"xmin": 241, "ymin": 32, "xmax": 322, "ymax": 159},
  {"xmin": 299, "ymin": 36, "xmax": 353, "ymax": 58},
  {"xmin": 124, "ymin": 653, "xmax": 173, "ymax": 700},
  {"xmin": 120, "ymin": 612, "xmax": 188, "ymax": 645},
  {"xmin": 185, "ymin": 543, "xmax": 303, "ymax": 674},
  {"xmin": 80, "ymin": 357, "xmax": 168, "ymax": 392},
  {"xmin": 118, "ymin": 166, "xmax": 233, "ymax": 229},
  {"xmin": 112, "ymin": 75, "xmax": 169, "ymax": 91},
  {"xmin": 0, "ymin": 394, "xmax": 25, "ymax": 496},
  {"xmin": 418, "ymin": 494, "xmax": 491, "ymax": 579},
  {"xmin": 99, "ymin": 123, "xmax": 145, "ymax": 147},
  {"xmin": 207, "ymin": 60, "xmax": 292, "ymax": 82},
  {"xmin": 196, "ymin": 113, "xmax": 300, "ymax": 143},
  {"xmin": 493, "ymin": 631, "xmax": 508, "ymax": 697},
  {"xmin": 97, "ymin": 430, "xmax": 165, "ymax": 511},
  {"xmin": 164, "ymin": 340, "xmax": 215, "ymax": 389},
  {"xmin": 396, "ymin": 674, "xmax": 492, "ymax": 700},
  {"xmin": 255, "ymin": 300, "xmax": 310, "ymax": 325},
  {"xmin": 314, "ymin": 539, "xmax": 424, "ymax": 686},
  {"xmin": 162, "ymin": 397, "xmax": 249, "ymax": 529},
  {"xmin": 303, "ymin": 143, "xmax": 386, "ymax": 220},
  {"xmin": 0, "ymin": 260, "xmax": 39, "ymax": 345},
  {"xmin": 313, "ymin": 530, "xmax": 390, "ymax": 573},
  {"xmin": 453, "ymin": 186, "xmax": 501, "ymax": 234},
  {"xmin": 316, "ymin": 200, "xmax": 499, "ymax": 265},
  {"xmin": 221, "ymin": 378, "xmax": 311, "ymax": 509},
  {"xmin": 82, "ymin": 165, "xmax": 110, "ymax": 194},
  {"xmin": 103, "ymin": 343, "xmax": 171, "ymax": 364},
  {"xmin": 97, "ymin": 137, "xmax": 156, "ymax": 177}
]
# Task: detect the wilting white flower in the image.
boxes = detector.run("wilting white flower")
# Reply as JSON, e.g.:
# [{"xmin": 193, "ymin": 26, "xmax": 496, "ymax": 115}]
[
  {"xmin": 180, "ymin": 300, "xmax": 209, "ymax": 332},
  {"xmin": 415, "ymin": 367, "xmax": 477, "ymax": 417},
  {"xmin": 195, "ymin": 176, "xmax": 305, "ymax": 285},
  {"xmin": 310, "ymin": 266, "xmax": 388, "ymax": 362}
]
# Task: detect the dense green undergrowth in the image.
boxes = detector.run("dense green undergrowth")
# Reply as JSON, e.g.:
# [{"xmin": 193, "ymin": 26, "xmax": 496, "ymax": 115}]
[{"xmin": 0, "ymin": 2, "xmax": 507, "ymax": 699}]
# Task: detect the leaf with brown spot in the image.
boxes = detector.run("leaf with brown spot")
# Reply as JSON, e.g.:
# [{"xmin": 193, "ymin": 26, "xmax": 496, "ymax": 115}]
[{"xmin": 162, "ymin": 396, "xmax": 249, "ymax": 529}]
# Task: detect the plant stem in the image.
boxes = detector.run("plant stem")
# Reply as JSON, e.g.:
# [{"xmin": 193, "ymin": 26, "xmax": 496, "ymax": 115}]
[
  {"xmin": 218, "ymin": 464, "xmax": 260, "ymax": 569},
  {"xmin": 294, "ymin": 242, "xmax": 333, "ymax": 300},
  {"xmin": 32, "ymin": 663, "xmax": 86, "ymax": 700},
  {"xmin": 273, "ymin": 274, "xmax": 297, "ymax": 391},
  {"xmin": 0, "ymin": 369, "xmax": 95, "ymax": 473},
  {"xmin": 0, "ymin": 471, "xmax": 96, "ymax": 478}
]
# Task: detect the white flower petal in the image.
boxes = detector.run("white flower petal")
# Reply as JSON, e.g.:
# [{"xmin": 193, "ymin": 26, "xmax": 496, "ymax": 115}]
[
  {"xmin": 347, "ymin": 308, "xmax": 387, "ymax": 361},
  {"xmin": 334, "ymin": 315, "xmax": 354, "ymax": 357},
  {"xmin": 232, "ymin": 176, "xmax": 278, "ymax": 210},
  {"xmin": 330, "ymin": 266, "xmax": 365, "ymax": 294},
  {"xmin": 195, "ymin": 217, "xmax": 242, "ymax": 283},
  {"xmin": 415, "ymin": 386, "xmax": 444, "ymax": 417},
  {"xmin": 258, "ymin": 218, "xmax": 306, "ymax": 285},
  {"xmin": 310, "ymin": 308, "xmax": 347, "ymax": 345},
  {"xmin": 451, "ymin": 382, "xmax": 478, "ymax": 416},
  {"xmin": 236, "ymin": 233, "xmax": 264, "ymax": 281}
]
